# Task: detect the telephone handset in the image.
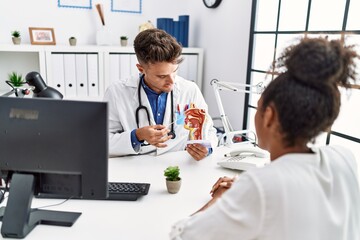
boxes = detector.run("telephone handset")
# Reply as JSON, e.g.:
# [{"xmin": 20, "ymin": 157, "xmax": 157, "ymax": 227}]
[
  {"xmin": 218, "ymin": 145, "xmax": 270, "ymax": 171},
  {"xmin": 224, "ymin": 145, "xmax": 269, "ymax": 158}
]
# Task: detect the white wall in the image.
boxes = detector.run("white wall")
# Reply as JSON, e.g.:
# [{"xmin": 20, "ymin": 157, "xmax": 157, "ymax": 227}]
[
  {"xmin": 0, "ymin": 0, "xmax": 189, "ymax": 45},
  {"xmin": 189, "ymin": 1, "xmax": 253, "ymax": 130},
  {"xmin": 0, "ymin": 0, "xmax": 253, "ymax": 130}
]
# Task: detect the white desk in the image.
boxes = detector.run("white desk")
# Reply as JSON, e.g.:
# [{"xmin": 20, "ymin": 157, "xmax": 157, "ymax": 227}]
[{"xmin": 0, "ymin": 146, "xmax": 240, "ymax": 240}]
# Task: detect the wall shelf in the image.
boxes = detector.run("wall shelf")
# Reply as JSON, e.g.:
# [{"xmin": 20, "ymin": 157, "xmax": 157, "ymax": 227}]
[{"xmin": 0, "ymin": 45, "xmax": 204, "ymax": 100}]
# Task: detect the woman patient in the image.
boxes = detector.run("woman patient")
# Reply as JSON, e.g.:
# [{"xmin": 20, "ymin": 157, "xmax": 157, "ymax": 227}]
[{"xmin": 170, "ymin": 37, "xmax": 360, "ymax": 239}]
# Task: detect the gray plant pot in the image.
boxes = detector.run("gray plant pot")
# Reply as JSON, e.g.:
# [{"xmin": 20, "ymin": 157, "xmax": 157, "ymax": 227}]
[
  {"xmin": 120, "ymin": 39, "xmax": 128, "ymax": 47},
  {"xmin": 12, "ymin": 37, "xmax": 21, "ymax": 45},
  {"xmin": 166, "ymin": 178, "xmax": 181, "ymax": 194},
  {"xmin": 69, "ymin": 38, "xmax": 77, "ymax": 46}
]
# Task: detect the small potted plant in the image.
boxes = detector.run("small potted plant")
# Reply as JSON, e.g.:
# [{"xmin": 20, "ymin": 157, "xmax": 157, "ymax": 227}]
[
  {"xmin": 69, "ymin": 36, "xmax": 77, "ymax": 46},
  {"xmin": 11, "ymin": 30, "xmax": 21, "ymax": 45},
  {"xmin": 120, "ymin": 36, "xmax": 128, "ymax": 46},
  {"xmin": 164, "ymin": 166, "xmax": 181, "ymax": 194},
  {"xmin": 7, "ymin": 71, "xmax": 25, "ymax": 88}
]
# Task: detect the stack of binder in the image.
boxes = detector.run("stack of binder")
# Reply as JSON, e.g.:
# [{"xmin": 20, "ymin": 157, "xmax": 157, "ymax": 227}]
[{"xmin": 156, "ymin": 15, "xmax": 189, "ymax": 47}]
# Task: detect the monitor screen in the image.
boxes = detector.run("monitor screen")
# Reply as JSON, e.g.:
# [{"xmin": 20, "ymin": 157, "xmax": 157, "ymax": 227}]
[{"xmin": 0, "ymin": 96, "xmax": 108, "ymax": 238}]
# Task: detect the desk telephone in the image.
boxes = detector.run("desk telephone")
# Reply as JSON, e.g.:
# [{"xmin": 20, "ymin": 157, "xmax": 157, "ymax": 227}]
[{"xmin": 218, "ymin": 145, "xmax": 270, "ymax": 171}]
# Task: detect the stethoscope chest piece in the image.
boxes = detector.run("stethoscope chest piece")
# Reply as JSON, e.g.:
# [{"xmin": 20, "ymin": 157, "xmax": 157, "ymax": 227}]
[{"xmin": 168, "ymin": 131, "xmax": 176, "ymax": 139}]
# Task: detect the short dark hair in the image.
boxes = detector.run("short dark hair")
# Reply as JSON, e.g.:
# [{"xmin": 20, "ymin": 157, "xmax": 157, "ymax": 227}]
[
  {"xmin": 261, "ymin": 37, "xmax": 359, "ymax": 146},
  {"xmin": 134, "ymin": 28, "xmax": 183, "ymax": 65}
]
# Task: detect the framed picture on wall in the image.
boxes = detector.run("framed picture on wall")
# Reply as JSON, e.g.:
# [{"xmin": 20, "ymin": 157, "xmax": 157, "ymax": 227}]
[
  {"xmin": 111, "ymin": 0, "xmax": 142, "ymax": 14},
  {"xmin": 29, "ymin": 27, "xmax": 56, "ymax": 45},
  {"xmin": 58, "ymin": 0, "xmax": 92, "ymax": 9}
]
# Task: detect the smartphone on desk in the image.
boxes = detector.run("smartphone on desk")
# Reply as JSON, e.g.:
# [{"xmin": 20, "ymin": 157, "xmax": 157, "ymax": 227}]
[{"xmin": 217, "ymin": 145, "xmax": 270, "ymax": 171}]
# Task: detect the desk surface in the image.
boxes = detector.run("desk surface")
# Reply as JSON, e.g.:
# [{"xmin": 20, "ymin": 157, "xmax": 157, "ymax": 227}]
[{"xmin": 0, "ymin": 146, "xmax": 241, "ymax": 240}]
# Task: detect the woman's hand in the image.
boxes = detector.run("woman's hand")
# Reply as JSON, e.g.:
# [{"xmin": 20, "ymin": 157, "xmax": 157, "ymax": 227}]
[
  {"xmin": 210, "ymin": 175, "xmax": 238, "ymax": 199},
  {"xmin": 191, "ymin": 175, "xmax": 238, "ymax": 215}
]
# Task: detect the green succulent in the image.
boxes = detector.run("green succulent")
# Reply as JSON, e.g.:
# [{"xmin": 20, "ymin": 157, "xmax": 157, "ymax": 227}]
[
  {"xmin": 164, "ymin": 166, "xmax": 180, "ymax": 181},
  {"xmin": 8, "ymin": 72, "xmax": 25, "ymax": 87},
  {"xmin": 120, "ymin": 36, "xmax": 128, "ymax": 40},
  {"xmin": 11, "ymin": 30, "xmax": 21, "ymax": 38}
]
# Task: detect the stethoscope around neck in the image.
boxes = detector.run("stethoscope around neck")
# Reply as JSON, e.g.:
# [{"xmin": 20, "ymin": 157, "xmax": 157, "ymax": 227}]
[{"xmin": 135, "ymin": 75, "xmax": 176, "ymax": 139}]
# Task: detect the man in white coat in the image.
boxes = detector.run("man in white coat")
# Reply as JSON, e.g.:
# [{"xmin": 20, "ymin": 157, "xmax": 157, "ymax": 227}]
[{"xmin": 103, "ymin": 29, "xmax": 218, "ymax": 160}]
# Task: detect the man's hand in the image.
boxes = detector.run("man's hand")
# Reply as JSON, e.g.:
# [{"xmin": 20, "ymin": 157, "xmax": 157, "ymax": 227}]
[
  {"xmin": 186, "ymin": 143, "xmax": 208, "ymax": 161},
  {"xmin": 136, "ymin": 125, "xmax": 171, "ymax": 148}
]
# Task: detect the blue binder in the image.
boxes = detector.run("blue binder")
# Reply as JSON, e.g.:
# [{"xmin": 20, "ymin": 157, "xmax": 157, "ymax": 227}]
[{"xmin": 156, "ymin": 15, "xmax": 189, "ymax": 47}]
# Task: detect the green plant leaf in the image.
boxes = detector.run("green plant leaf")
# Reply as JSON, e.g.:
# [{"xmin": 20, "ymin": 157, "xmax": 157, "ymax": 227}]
[
  {"xmin": 164, "ymin": 166, "xmax": 180, "ymax": 181},
  {"xmin": 8, "ymin": 72, "xmax": 25, "ymax": 87},
  {"xmin": 11, "ymin": 30, "xmax": 20, "ymax": 38}
]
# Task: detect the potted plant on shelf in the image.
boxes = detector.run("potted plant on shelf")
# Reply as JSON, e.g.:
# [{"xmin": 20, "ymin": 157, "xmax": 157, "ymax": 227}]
[
  {"xmin": 11, "ymin": 30, "xmax": 21, "ymax": 45},
  {"xmin": 69, "ymin": 36, "xmax": 77, "ymax": 46},
  {"xmin": 120, "ymin": 36, "xmax": 128, "ymax": 46},
  {"xmin": 164, "ymin": 166, "xmax": 181, "ymax": 194},
  {"xmin": 7, "ymin": 71, "xmax": 25, "ymax": 88}
]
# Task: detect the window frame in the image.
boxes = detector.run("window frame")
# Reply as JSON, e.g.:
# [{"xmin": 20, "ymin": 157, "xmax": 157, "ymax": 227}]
[{"xmin": 244, "ymin": 0, "xmax": 360, "ymax": 145}]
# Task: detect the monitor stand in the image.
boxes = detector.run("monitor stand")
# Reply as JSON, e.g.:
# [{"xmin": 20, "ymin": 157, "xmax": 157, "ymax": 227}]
[{"xmin": 0, "ymin": 173, "xmax": 82, "ymax": 238}]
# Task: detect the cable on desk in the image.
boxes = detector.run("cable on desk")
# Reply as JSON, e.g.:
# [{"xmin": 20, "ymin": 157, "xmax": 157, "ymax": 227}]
[{"xmin": 33, "ymin": 197, "xmax": 73, "ymax": 210}]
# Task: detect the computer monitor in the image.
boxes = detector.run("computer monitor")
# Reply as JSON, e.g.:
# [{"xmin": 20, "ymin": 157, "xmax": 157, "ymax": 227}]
[{"xmin": 0, "ymin": 96, "xmax": 108, "ymax": 238}]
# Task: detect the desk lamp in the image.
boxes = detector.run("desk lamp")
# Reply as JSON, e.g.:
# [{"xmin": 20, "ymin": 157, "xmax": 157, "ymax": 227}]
[
  {"xmin": 25, "ymin": 71, "xmax": 63, "ymax": 99},
  {"xmin": 210, "ymin": 79, "xmax": 265, "ymax": 146},
  {"xmin": 1, "ymin": 71, "xmax": 63, "ymax": 99}
]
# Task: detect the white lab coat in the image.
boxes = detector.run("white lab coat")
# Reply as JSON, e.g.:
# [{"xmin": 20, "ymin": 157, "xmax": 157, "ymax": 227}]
[{"xmin": 103, "ymin": 75, "xmax": 218, "ymax": 157}]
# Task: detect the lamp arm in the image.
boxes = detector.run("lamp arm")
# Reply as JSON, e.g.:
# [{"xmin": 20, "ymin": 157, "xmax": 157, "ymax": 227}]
[
  {"xmin": 211, "ymin": 79, "xmax": 264, "ymax": 94},
  {"xmin": 1, "ymin": 87, "xmax": 33, "ymax": 98},
  {"xmin": 210, "ymin": 79, "xmax": 264, "ymax": 146},
  {"xmin": 212, "ymin": 82, "xmax": 234, "ymax": 135},
  {"xmin": 1, "ymin": 90, "xmax": 16, "ymax": 97}
]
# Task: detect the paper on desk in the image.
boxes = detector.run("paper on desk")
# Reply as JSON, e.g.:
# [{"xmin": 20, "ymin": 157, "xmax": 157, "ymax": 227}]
[
  {"xmin": 186, "ymin": 140, "xmax": 212, "ymax": 148},
  {"xmin": 156, "ymin": 134, "xmax": 187, "ymax": 156}
]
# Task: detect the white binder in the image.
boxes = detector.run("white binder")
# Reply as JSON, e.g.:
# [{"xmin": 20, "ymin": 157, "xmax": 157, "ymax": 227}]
[
  {"xmin": 109, "ymin": 54, "xmax": 120, "ymax": 84},
  {"xmin": 119, "ymin": 54, "xmax": 131, "ymax": 79},
  {"xmin": 87, "ymin": 54, "xmax": 99, "ymax": 97},
  {"xmin": 75, "ymin": 54, "xmax": 88, "ymax": 97},
  {"xmin": 109, "ymin": 54, "xmax": 138, "ymax": 84},
  {"xmin": 130, "ymin": 54, "xmax": 139, "ymax": 76},
  {"xmin": 63, "ymin": 54, "xmax": 77, "ymax": 97},
  {"xmin": 50, "ymin": 54, "xmax": 66, "ymax": 96}
]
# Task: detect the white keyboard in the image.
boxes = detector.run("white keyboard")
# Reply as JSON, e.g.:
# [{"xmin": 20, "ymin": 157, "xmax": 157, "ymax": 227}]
[{"xmin": 217, "ymin": 155, "xmax": 270, "ymax": 171}]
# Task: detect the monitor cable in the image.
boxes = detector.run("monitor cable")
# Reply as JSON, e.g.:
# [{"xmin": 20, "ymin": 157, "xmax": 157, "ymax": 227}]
[{"xmin": 33, "ymin": 197, "xmax": 74, "ymax": 210}]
